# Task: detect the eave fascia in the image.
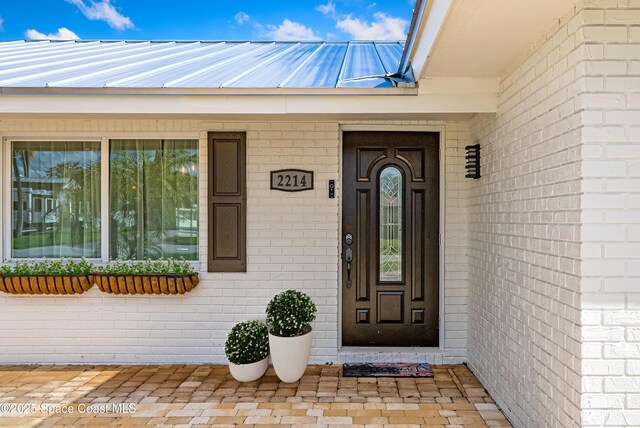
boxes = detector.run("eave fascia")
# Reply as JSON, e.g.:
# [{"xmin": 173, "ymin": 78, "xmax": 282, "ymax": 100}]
[
  {"xmin": 0, "ymin": 91, "xmax": 497, "ymax": 116},
  {"xmin": 409, "ymin": 0, "xmax": 454, "ymax": 82}
]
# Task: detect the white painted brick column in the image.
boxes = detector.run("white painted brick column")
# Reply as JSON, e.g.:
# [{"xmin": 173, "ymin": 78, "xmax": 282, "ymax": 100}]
[
  {"xmin": 579, "ymin": 1, "xmax": 640, "ymax": 426},
  {"xmin": 468, "ymin": 1, "xmax": 640, "ymax": 427}
]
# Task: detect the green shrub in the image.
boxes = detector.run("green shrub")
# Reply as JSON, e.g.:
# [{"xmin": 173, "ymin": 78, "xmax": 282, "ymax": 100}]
[
  {"xmin": 225, "ymin": 320, "xmax": 270, "ymax": 365},
  {"xmin": 95, "ymin": 258, "xmax": 194, "ymax": 275},
  {"xmin": 266, "ymin": 289, "xmax": 317, "ymax": 337},
  {"xmin": 0, "ymin": 258, "xmax": 93, "ymax": 276},
  {"xmin": 0, "ymin": 257, "xmax": 194, "ymax": 276}
]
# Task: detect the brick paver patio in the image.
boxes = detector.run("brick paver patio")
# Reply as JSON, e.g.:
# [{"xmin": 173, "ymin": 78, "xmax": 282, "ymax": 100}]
[{"xmin": 0, "ymin": 364, "xmax": 511, "ymax": 427}]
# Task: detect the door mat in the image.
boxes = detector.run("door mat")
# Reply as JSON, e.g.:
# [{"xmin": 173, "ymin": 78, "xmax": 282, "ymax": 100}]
[{"xmin": 342, "ymin": 362, "xmax": 433, "ymax": 378}]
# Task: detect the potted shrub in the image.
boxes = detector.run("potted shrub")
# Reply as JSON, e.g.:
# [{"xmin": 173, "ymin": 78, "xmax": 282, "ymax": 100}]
[
  {"xmin": 225, "ymin": 320, "xmax": 270, "ymax": 382},
  {"xmin": 94, "ymin": 258, "xmax": 199, "ymax": 295},
  {"xmin": 266, "ymin": 289, "xmax": 317, "ymax": 383},
  {"xmin": 0, "ymin": 258, "xmax": 94, "ymax": 295}
]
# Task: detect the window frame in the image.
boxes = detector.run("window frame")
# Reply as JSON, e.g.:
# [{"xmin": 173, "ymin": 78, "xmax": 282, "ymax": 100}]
[{"xmin": 2, "ymin": 136, "xmax": 200, "ymax": 263}]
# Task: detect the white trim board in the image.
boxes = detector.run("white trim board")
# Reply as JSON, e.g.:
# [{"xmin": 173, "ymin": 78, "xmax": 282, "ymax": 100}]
[{"xmin": 0, "ymin": 93, "xmax": 497, "ymax": 115}]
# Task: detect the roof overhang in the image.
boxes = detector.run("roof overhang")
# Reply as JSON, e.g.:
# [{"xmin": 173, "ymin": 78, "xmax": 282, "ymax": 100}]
[
  {"xmin": 403, "ymin": 0, "xmax": 453, "ymax": 82},
  {"xmin": 0, "ymin": 89, "xmax": 496, "ymax": 118},
  {"xmin": 409, "ymin": 0, "xmax": 579, "ymax": 80},
  {"xmin": 6, "ymin": 1, "xmax": 586, "ymax": 118}
]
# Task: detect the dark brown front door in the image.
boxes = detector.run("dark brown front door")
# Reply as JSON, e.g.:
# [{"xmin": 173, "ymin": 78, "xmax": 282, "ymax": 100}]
[{"xmin": 342, "ymin": 131, "xmax": 439, "ymax": 347}]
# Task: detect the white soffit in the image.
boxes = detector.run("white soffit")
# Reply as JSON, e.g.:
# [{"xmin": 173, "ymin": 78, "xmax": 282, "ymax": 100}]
[{"xmin": 423, "ymin": 0, "xmax": 578, "ymax": 78}]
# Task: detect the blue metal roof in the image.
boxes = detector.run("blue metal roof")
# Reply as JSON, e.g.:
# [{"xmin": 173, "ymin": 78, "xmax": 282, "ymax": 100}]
[{"xmin": 0, "ymin": 40, "xmax": 412, "ymax": 89}]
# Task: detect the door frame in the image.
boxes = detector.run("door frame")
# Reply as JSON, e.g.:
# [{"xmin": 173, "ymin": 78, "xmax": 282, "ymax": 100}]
[{"xmin": 338, "ymin": 124, "xmax": 446, "ymax": 351}]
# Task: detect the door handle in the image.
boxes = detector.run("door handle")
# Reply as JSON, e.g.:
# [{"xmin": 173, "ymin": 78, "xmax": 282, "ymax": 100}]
[{"xmin": 344, "ymin": 248, "xmax": 353, "ymax": 288}]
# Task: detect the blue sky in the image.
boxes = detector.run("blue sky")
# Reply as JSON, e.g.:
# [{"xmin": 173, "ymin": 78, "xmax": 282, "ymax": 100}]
[{"xmin": 0, "ymin": 0, "xmax": 415, "ymax": 42}]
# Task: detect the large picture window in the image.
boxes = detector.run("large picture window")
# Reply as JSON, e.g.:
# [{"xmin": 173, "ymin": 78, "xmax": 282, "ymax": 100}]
[
  {"xmin": 109, "ymin": 139, "xmax": 199, "ymax": 260},
  {"xmin": 11, "ymin": 141, "xmax": 101, "ymax": 258},
  {"xmin": 8, "ymin": 138, "xmax": 199, "ymax": 261}
]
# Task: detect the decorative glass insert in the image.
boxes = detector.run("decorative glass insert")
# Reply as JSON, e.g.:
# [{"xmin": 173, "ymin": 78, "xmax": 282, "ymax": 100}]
[
  {"xmin": 379, "ymin": 166, "xmax": 402, "ymax": 282},
  {"xmin": 109, "ymin": 139, "xmax": 199, "ymax": 260},
  {"xmin": 11, "ymin": 141, "xmax": 101, "ymax": 258}
]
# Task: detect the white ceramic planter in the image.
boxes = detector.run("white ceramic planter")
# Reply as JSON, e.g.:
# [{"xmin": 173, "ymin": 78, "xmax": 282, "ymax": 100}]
[
  {"xmin": 269, "ymin": 329, "xmax": 313, "ymax": 383},
  {"xmin": 228, "ymin": 356, "xmax": 269, "ymax": 382}
]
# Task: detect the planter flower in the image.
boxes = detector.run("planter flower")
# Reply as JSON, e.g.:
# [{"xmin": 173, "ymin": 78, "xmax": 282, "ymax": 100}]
[
  {"xmin": 0, "ymin": 258, "xmax": 94, "ymax": 295},
  {"xmin": 225, "ymin": 320, "xmax": 270, "ymax": 382},
  {"xmin": 266, "ymin": 289, "xmax": 317, "ymax": 383},
  {"xmin": 94, "ymin": 258, "xmax": 199, "ymax": 295}
]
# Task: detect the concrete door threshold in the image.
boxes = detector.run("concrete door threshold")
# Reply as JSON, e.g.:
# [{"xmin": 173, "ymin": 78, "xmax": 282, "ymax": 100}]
[{"xmin": 338, "ymin": 347, "xmax": 465, "ymax": 364}]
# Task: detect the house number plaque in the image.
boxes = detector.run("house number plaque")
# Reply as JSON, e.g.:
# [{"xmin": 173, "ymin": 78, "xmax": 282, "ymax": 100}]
[{"xmin": 270, "ymin": 169, "xmax": 314, "ymax": 192}]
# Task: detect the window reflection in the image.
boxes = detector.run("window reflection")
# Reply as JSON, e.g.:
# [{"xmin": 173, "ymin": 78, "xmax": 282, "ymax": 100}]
[
  {"xmin": 109, "ymin": 139, "xmax": 199, "ymax": 260},
  {"xmin": 11, "ymin": 141, "xmax": 101, "ymax": 258}
]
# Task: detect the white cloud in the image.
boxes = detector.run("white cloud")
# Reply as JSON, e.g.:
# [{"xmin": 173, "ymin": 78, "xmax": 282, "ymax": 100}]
[
  {"xmin": 265, "ymin": 19, "xmax": 320, "ymax": 41},
  {"xmin": 336, "ymin": 12, "xmax": 407, "ymax": 40},
  {"xmin": 25, "ymin": 27, "xmax": 80, "ymax": 40},
  {"xmin": 316, "ymin": 1, "xmax": 336, "ymax": 18},
  {"xmin": 235, "ymin": 12, "xmax": 250, "ymax": 25},
  {"xmin": 64, "ymin": 0, "xmax": 133, "ymax": 30}
]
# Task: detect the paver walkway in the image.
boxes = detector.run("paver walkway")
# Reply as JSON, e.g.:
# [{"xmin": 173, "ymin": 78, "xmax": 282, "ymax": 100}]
[{"xmin": 0, "ymin": 364, "xmax": 511, "ymax": 427}]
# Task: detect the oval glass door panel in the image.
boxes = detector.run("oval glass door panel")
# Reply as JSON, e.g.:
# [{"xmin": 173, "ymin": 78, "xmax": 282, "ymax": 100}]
[{"xmin": 379, "ymin": 166, "xmax": 402, "ymax": 282}]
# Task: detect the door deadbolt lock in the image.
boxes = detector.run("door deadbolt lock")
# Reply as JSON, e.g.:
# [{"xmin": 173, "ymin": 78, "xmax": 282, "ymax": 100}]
[
  {"xmin": 345, "ymin": 233, "xmax": 353, "ymax": 245},
  {"xmin": 344, "ymin": 247, "xmax": 353, "ymax": 262}
]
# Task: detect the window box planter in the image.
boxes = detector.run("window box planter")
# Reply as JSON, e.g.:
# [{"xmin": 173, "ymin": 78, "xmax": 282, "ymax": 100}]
[
  {"xmin": 94, "ymin": 273, "xmax": 199, "ymax": 295},
  {"xmin": 0, "ymin": 259, "xmax": 95, "ymax": 295},
  {"xmin": 0, "ymin": 274, "xmax": 94, "ymax": 295}
]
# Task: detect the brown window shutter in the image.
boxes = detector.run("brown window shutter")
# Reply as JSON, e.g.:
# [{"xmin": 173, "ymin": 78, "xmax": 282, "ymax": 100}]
[{"xmin": 208, "ymin": 132, "xmax": 246, "ymax": 272}]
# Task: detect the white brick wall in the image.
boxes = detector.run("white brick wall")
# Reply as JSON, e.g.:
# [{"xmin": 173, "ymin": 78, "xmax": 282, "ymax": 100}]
[
  {"xmin": 467, "ymin": 4, "xmax": 584, "ymax": 427},
  {"xmin": 469, "ymin": 1, "xmax": 640, "ymax": 427},
  {"xmin": 441, "ymin": 121, "xmax": 471, "ymax": 361},
  {"xmin": 579, "ymin": 1, "xmax": 640, "ymax": 426},
  {"xmin": 0, "ymin": 118, "xmax": 469, "ymax": 365}
]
